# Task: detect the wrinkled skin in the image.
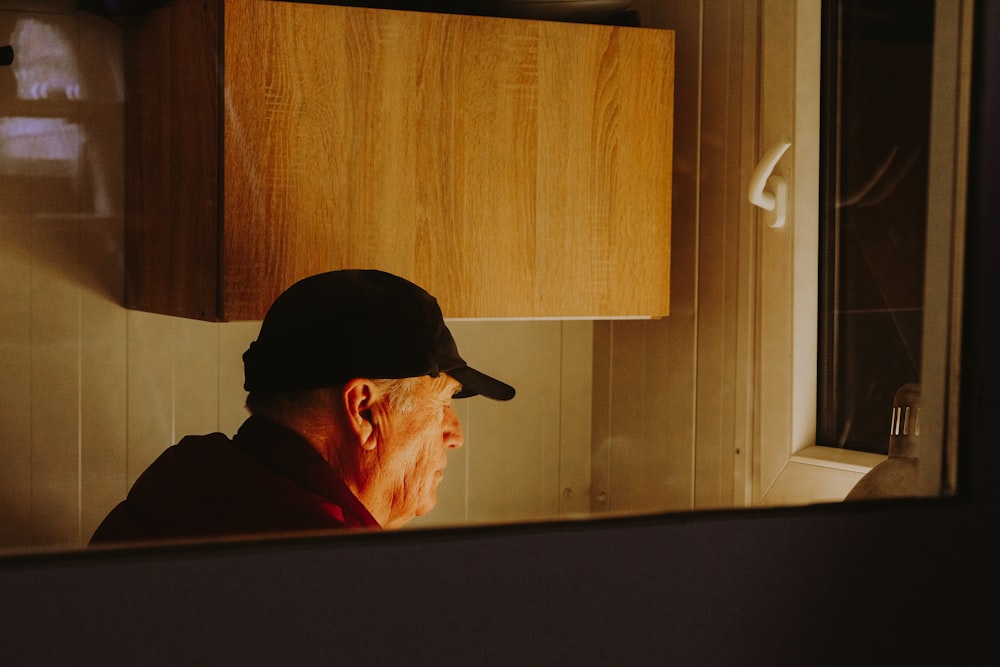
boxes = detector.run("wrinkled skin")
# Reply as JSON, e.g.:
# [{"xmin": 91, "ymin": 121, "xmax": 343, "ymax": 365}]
[{"xmin": 344, "ymin": 374, "xmax": 465, "ymax": 528}]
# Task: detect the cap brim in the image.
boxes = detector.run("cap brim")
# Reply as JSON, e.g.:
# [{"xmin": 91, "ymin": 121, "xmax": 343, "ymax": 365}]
[{"xmin": 450, "ymin": 366, "xmax": 516, "ymax": 401}]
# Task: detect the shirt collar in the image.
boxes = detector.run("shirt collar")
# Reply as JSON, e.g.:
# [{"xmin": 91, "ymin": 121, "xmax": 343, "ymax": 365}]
[{"xmin": 234, "ymin": 415, "xmax": 380, "ymax": 529}]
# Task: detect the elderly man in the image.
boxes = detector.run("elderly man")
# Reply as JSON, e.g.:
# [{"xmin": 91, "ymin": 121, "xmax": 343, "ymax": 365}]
[{"xmin": 89, "ymin": 270, "xmax": 514, "ymax": 545}]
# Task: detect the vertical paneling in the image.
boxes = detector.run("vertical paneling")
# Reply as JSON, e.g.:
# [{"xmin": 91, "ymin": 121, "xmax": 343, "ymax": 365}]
[
  {"xmin": 558, "ymin": 321, "xmax": 593, "ymax": 517},
  {"xmin": 125, "ymin": 310, "xmax": 175, "ymax": 485},
  {"xmin": 733, "ymin": 0, "xmax": 762, "ymax": 507},
  {"xmin": 590, "ymin": 321, "xmax": 612, "ymax": 513},
  {"xmin": 20, "ymin": 9, "xmax": 86, "ymax": 544},
  {"xmin": 694, "ymin": 1, "xmax": 734, "ymax": 507},
  {"xmin": 598, "ymin": 319, "xmax": 695, "ymax": 515},
  {"xmin": 78, "ymin": 9, "xmax": 128, "ymax": 541},
  {"xmin": 645, "ymin": 318, "xmax": 697, "ymax": 510},
  {"xmin": 80, "ymin": 290, "xmax": 127, "ymax": 541},
  {"xmin": 640, "ymin": 0, "xmax": 702, "ymax": 513},
  {"xmin": 455, "ymin": 321, "xmax": 564, "ymax": 525},
  {"xmin": 604, "ymin": 321, "xmax": 651, "ymax": 513},
  {"xmin": 693, "ymin": 2, "xmax": 755, "ymax": 509},
  {"xmin": 29, "ymin": 220, "xmax": 81, "ymax": 546},
  {"xmin": 0, "ymin": 0, "xmax": 35, "ymax": 551},
  {"xmin": 0, "ymin": 215, "xmax": 33, "ymax": 547},
  {"xmin": 2, "ymin": 8, "xmax": 93, "ymax": 547},
  {"xmin": 172, "ymin": 318, "xmax": 220, "ymax": 438}
]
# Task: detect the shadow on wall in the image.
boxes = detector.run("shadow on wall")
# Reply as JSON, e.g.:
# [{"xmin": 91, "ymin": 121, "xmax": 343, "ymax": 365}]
[{"xmin": 0, "ymin": 12, "xmax": 125, "ymax": 304}]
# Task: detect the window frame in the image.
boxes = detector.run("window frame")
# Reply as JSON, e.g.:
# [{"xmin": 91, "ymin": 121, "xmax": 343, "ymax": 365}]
[{"xmin": 750, "ymin": 0, "xmax": 971, "ymax": 505}]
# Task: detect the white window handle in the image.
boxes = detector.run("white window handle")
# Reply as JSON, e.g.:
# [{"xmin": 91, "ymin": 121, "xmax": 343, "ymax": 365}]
[{"xmin": 748, "ymin": 141, "xmax": 791, "ymax": 228}]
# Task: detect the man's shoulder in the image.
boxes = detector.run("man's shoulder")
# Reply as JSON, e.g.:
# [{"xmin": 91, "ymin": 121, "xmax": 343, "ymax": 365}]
[
  {"xmin": 125, "ymin": 431, "xmax": 256, "ymax": 493},
  {"xmin": 128, "ymin": 429, "xmax": 316, "ymax": 506},
  {"xmin": 89, "ymin": 428, "xmax": 359, "ymax": 544},
  {"xmin": 149, "ymin": 431, "xmax": 249, "ymax": 472}
]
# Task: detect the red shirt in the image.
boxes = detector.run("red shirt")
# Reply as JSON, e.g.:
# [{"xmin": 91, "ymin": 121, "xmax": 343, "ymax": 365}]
[{"xmin": 89, "ymin": 416, "xmax": 380, "ymax": 546}]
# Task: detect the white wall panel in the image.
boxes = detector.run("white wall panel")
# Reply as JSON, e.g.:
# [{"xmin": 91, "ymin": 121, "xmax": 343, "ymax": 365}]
[
  {"xmin": 172, "ymin": 317, "xmax": 220, "ymax": 440},
  {"xmin": 79, "ymin": 264, "xmax": 127, "ymax": 542},
  {"xmin": 28, "ymin": 222, "xmax": 81, "ymax": 546},
  {"xmin": 0, "ymin": 216, "xmax": 33, "ymax": 547}
]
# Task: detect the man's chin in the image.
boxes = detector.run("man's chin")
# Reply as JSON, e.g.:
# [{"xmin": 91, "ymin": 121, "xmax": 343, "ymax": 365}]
[{"xmin": 415, "ymin": 494, "xmax": 437, "ymax": 518}]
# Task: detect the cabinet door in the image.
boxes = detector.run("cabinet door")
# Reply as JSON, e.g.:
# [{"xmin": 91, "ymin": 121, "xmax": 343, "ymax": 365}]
[{"xmin": 223, "ymin": 0, "xmax": 673, "ymax": 320}]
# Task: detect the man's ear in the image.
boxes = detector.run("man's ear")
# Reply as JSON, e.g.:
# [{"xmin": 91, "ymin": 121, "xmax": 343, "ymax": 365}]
[{"xmin": 342, "ymin": 378, "xmax": 378, "ymax": 451}]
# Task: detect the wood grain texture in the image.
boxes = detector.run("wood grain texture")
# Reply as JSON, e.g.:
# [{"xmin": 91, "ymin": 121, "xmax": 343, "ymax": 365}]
[
  {"xmin": 126, "ymin": 0, "xmax": 673, "ymax": 320},
  {"xmin": 124, "ymin": 0, "xmax": 222, "ymax": 320},
  {"xmin": 222, "ymin": 1, "xmax": 673, "ymax": 319}
]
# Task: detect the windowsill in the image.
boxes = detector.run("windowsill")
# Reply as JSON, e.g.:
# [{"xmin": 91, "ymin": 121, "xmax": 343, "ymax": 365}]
[
  {"xmin": 758, "ymin": 446, "xmax": 888, "ymax": 507},
  {"xmin": 790, "ymin": 445, "xmax": 888, "ymax": 473}
]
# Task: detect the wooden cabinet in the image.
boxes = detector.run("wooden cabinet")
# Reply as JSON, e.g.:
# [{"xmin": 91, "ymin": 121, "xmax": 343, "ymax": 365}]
[{"xmin": 125, "ymin": 0, "xmax": 674, "ymax": 321}]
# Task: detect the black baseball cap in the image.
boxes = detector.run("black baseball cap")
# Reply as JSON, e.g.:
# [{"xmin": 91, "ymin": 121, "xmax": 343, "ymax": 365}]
[{"xmin": 242, "ymin": 270, "xmax": 515, "ymax": 401}]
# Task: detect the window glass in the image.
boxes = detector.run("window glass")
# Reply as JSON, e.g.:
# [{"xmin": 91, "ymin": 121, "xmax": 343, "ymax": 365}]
[{"xmin": 818, "ymin": 0, "xmax": 935, "ymax": 454}]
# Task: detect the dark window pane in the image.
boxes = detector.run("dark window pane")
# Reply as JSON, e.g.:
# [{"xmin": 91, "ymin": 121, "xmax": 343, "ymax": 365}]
[{"xmin": 818, "ymin": 0, "xmax": 934, "ymax": 454}]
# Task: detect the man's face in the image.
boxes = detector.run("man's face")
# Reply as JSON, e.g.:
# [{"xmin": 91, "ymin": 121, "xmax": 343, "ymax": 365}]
[{"xmin": 375, "ymin": 374, "xmax": 464, "ymax": 528}]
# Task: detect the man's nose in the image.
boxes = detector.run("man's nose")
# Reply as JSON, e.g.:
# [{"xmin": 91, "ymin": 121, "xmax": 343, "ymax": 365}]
[{"xmin": 445, "ymin": 407, "xmax": 464, "ymax": 449}]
